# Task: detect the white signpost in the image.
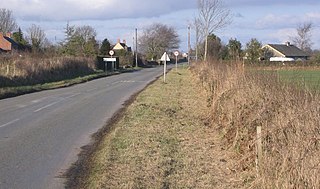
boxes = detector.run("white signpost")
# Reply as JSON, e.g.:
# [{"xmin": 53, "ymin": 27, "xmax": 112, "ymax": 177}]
[
  {"xmin": 160, "ymin": 52, "xmax": 170, "ymax": 83},
  {"xmin": 108, "ymin": 50, "xmax": 115, "ymax": 72},
  {"xmin": 174, "ymin": 51, "xmax": 179, "ymax": 72}
]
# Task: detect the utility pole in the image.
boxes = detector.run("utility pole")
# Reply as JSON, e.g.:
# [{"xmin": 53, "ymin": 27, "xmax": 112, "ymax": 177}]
[
  {"xmin": 195, "ymin": 24, "xmax": 199, "ymax": 62},
  {"xmin": 135, "ymin": 28, "xmax": 138, "ymax": 68},
  {"xmin": 188, "ymin": 25, "xmax": 191, "ymax": 65}
]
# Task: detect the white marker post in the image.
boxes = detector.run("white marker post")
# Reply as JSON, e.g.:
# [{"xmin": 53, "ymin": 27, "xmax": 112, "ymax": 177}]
[
  {"xmin": 163, "ymin": 52, "xmax": 167, "ymax": 83},
  {"xmin": 160, "ymin": 52, "xmax": 170, "ymax": 83},
  {"xmin": 174, "ymin": 51, "xmax": 179, "ymax": 72}
]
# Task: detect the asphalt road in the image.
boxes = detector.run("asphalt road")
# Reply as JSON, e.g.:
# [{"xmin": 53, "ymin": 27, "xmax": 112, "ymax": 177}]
[{"xmin": 0, "ymin": 65, "xmax": 173, "ymax": 189}]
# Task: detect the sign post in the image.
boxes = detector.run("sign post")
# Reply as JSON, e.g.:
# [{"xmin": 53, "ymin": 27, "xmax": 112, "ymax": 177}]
[
  {"xmin": 174, "ymin": 51, "xmax": 179, "ymax": 72},
  {"xmin": 160, "ymin": 52, "xmax": 170, "ymax": 83},
  {"xmin": 109, "ymin": 50, "xmax": 115, "ymax": 72}
]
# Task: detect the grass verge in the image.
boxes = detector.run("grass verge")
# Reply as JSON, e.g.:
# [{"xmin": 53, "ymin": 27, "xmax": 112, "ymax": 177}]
[
  {"xmin": 66, "ymin": 67, "xmax": 238, "ymax": 188},
  {"xmin": 0, "ymin": 68, "xmax": 142, "ymax": 100},
  {"xmin": 0, "ymin": 71, "xmax": 105, "ymax": 99}
]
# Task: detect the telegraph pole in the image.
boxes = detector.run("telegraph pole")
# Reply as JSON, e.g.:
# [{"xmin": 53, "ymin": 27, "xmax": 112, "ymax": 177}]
[
  {"xmin": 188, "ymin": 25, "xmax": 191, "ymax": 65},
  {"xmin": 135, "ymin": 28, "xmax": 138, "ymax": 68}
]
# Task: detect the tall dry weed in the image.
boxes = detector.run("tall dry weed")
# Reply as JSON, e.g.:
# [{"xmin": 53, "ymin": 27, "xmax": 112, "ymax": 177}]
[
  {"xmin": 0, "ymin": 55, "xmax": 96, "ymax": 87},
  {"xmin": 192, "ymin": 61, "xmax": 320, "ymax": 188}
]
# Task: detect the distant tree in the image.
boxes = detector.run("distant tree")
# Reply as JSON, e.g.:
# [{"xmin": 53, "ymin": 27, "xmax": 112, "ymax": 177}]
[
  {"xmin": 197, "ymin": 0, "xmax": 231, "ymax": 61},
  {"xmin": 139, "ymin": 23, "xmax": 180, "ymax": 60},
  {"xmin": 207, "ymin": 34, "xmax": 223, "ymax": 60},
  {"xmin": 0, "ymin": 8, "xmax": 18, "ymax": 34},
  {"xmin": 100, "ymin": 38, "xmax": 111, "ymax": 55},
  {"xmin": 12, "ymin": 27, "xmax": 28, "ymax": 46},
  {"xmin": 62, "ymin": 24, "xmax": 98, "ymax": 57},
  {"xmin": 292, "ymin": 22, "xmax": 313, "ymax": 53},
  {"xmin": 311, "ymin": 50, "xmax": 320, "ymax": 63},
  {"xmin": 245, "ymin": 38, "xmax": 263, "ymax": 63},
  {"xmin": 198, "ymin": 34, "xmax": 223, "ymax": 61},
  {"xmin": 26, "ymin": 24, "xmax": 48, "ymax": 51},
  {"xmin": 227, "ymin": 38, "xmax": 242, "ymax": 60},
  {"xmin": 83, "ymin": 37, "xmax": 99, "ymax": 57}
]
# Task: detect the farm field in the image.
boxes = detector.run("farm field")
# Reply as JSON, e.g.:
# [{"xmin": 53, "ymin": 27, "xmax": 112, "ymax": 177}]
[{"xmin": 278, "ymin": 69, "xmax": 320, "ymax": 90}]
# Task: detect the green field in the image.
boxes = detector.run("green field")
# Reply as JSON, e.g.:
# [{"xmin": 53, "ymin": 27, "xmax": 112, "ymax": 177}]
[{"xmin": 278, "ymin": 69, "xmax": 320, "ymax": 90}]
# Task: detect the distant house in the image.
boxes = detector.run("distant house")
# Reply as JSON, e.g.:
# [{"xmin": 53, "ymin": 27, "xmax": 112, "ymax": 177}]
[
  {"xmin": 0, "ymin": 32, "xmax": 20, "ymax": 53},
  {"xmin": 112, "ymin": 39, "xmax": 132, "ymax": 52},
  {"xmin": 0, "ymin": 33, "xmax": 12, "ymax": 52},
  {"xmin": 262, "ymin": 42, "xmax": 310, "ymax": 61}
]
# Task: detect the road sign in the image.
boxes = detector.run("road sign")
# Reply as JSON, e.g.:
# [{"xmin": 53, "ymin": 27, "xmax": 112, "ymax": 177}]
[
  {"xmin": 103, "ymin": 58, "xmax": 116, "ymax": 62},
  {"xmin": 174, "ymin": 51, "xmax": 179, "ymax": 72},
  {"xmin": 160, "ymin": 52, "xmax": 170, "ymax": 61},
  {"xmin": 109, "ymin": 50, "xmax": 114, "ymax": 56}
]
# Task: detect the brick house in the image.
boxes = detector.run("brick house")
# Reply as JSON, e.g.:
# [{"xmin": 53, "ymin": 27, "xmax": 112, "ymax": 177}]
[{"xmin": 0, "ymin": 33, "xmax": 12, "ymax": 52}]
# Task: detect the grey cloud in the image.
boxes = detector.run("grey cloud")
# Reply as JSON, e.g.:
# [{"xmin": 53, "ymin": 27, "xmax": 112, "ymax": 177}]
[
  {"xmin": 225, "ymin": 0, "xmax": 320, "ymax": 7},
  {"xmin": 5, "ymin": 0, "xmax": 197, "ymax": 22}
]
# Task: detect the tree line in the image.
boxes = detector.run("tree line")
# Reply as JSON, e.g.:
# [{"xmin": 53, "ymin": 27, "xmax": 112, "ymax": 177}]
[
  {"xmin": 0, "ymin": 8, "xmax": 114, "ymax": 57},
  {"xmin": 194, "ymin": 0, "xmax": 318, "ymax": 63},
  {"xmin": 1, "ymin": 2, "xmax": 319, "ymax": 64}
]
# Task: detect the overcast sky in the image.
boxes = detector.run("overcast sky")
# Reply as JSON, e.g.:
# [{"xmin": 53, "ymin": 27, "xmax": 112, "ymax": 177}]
[{"xmin": 3, "ymin": 0, "xmax": 320, "ymax": 51}]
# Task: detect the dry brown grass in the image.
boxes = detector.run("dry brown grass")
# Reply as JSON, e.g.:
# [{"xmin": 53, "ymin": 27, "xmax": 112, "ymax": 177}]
[
  {"xmin": 192, "ymin": 61, "xmax": 320, "ymax": 188},
  {"xmin": 0, "ymin": 54, "xmax": 96, "ymax": 87}
]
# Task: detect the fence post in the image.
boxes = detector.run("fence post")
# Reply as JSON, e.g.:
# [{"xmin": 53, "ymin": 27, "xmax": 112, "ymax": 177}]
[
  {"xmin": 6, "ymin": 65, "xmax": 9, "ymax": 75},
  {"xmin": 256, "ymin": 125, "xmax": 262, "ymax": 176}
]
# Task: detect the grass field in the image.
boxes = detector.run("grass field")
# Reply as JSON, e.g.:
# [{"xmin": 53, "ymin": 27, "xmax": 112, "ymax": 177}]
[{"xmin": 278, "ymin": 69, "xmax": 320, "ymax": 90}]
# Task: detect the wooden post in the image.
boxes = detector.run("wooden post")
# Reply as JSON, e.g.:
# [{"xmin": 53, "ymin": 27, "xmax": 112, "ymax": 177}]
[
  {"xmin": 6, "ymin": 65, "xmax": 9, "ymax": 75},
  {"xmin": 256, "ymin": 125, "xmax": 262, "ymax": 176}
]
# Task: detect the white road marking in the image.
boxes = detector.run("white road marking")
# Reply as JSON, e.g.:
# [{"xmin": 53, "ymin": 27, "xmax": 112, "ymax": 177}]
[
  {"xmin": 0, "ymin": 119, "xmax": 20, "ymax": 128},
  {"xmin": 33, "ymin": 93, "xmax": 81, "ymax": 113},
  {"xmin": 65, "ymin": 93, "xmax": 81, "ymax": 99},
  {"xmin": 34, "ymin": 101, "xmax": 61, "ymax": 113}
]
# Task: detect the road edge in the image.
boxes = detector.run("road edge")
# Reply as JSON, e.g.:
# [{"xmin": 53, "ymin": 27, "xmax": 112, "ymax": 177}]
[{"xmin": 63, "ymin": 71, "xmax": 164, "ymax": 189}]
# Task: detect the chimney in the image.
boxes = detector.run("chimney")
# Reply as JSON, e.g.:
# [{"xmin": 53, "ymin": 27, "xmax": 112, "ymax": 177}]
[
  {"xmin": 117, "ymin": 38, "xmax": 120, "ymax": 43},
  {"xmin": 123, "ymin": 39, "xmax": 126, "ymax": 44},
  {"xmin": 6, "ymin": 32, "xmax": 11, "ymax": 38},
  {"xmin": 285, "ymin": 41, "xmax": 291, "ymax": 46}
]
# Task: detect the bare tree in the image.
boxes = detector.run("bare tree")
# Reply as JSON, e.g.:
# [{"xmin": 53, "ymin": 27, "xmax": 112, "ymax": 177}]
[
  {"xmin": 74, "ymin": 25, "xmax": 97, "ymax": 43},
  {"xmin": 0, "ymin": 8, "xmax": 18, "ymax": 34},
  {"xmin": 193, "ymin": 17, "xmax": 204, "ymax": 62},
  {"xmin": 27, "ymin": 24, "xmax": 47, "ymax": 51},
  {"xmin": 139, "ymin": 23, "xmax": 180, "ymax": 60},
  {"xmin": 292, "ymin": 22, "xmax": 313, "ymax": 52},
  {"xmin": 197, "ymin": 0, "xmax": 231, "ymax": 61}
]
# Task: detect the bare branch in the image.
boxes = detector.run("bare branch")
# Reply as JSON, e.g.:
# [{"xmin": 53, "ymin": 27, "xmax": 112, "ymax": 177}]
[
  {"xmin": 292, "ymin": 22, "xmax": 313, "ymax": 52},
  {"xmin": 197, "ymin": 0, "xmax": 232, "ymax": 61},
  {"xmin": 0, "ymin": 8, "xmax": 18, "ymax": 33},
  {"xmin": 139, "ymin": 23, "xmax": 180, "ymax": 60},
  {"xmin": 27, "ymin": 24, "xmax": 47, "ymax": 51}
]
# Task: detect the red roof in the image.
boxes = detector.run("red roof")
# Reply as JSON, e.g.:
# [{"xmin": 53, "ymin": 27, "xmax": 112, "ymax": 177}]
[{"xmin": 0, "ymin": 33, "xmax": 12, "ymax": 51}]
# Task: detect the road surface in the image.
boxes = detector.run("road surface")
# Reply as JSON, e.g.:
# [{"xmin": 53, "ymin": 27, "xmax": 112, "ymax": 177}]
[{"xmin": 0, "ymin": 65, "xmax": 172, "ymax": 189}]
